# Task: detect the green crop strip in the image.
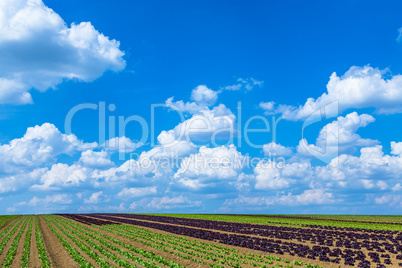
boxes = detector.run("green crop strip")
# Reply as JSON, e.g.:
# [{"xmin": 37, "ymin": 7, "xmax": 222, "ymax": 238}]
[
  {"xmin": 35, "ymin": 216, "xmax": 51, "ymax": 268},
  {"xmin": 21, "ymin": 216, "xmax": 33, "ymax": 267},
  {"xmin": 43, "ymin": 216, "xmax": 105, "ymax": 267},
  {"xmin": 2, "ymin": 216, "xmax": 30, "ymax": 267},
  {"xmin": 53, "ymin": 215, "xmax": 184, "ymax": 268},
  {"xmin": 101, "ymin": 222, "xmax": 235, "ymax": 253},
  {"xmin": 96, "ymin": 223, "xmax": 207, "ymax": 264},
  {"xmin": 0, "ymin": 217, "xmax": 22, "ymax": 241},
  {"xmin": 44, "ymin": 215, "xmax": 122, "ymax": 268},
  {"xmin": 99, "ymin": 223, "xmax": 302, "ymax": 268},
  {"xmin": 0, "ymin": 216, "xmax": 18, "ymax": 229},
  {"xmin": 42, "ymin": 216, "xmax": 89, "ymax": 267},
  {"xmin": 66, "ymin": 218, "xmax": 319, "ymax": 268},
  {"xmin": 0, "ymin": 217, "xmax": 25, "ymax": 257},
  {"xmin": 97, "ymin": 223, "xmax": 227, "ymax": 264},
  {"xmin": 46, "ymin": 215, "xmax": 137, "ymax": 268}
]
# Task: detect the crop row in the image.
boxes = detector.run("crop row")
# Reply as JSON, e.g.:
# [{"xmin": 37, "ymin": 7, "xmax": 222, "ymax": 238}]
[
  {"xmin": 85, "ymin": 214, "xmax": 402, "ymax": 267},
  {"xmin": 219, "ymin": 214, "xmax": 402, "ymax": 227},
  {"xmin": 60, "ymin": 214, "xmax": 325, "ymax": 268},
  {"xmin": 43, "ymin": 215, "xmax": 92, "ymax": 267},
  {"xmin": 280, "ymin": 215, "xmax": 402, "ymax": 224},
  {"xmin": 0, "ymin": 216, "xmax": 18, "ymax": 229},
  {"xmin": 97, "ymin": 219, "xmax": 323, "ymax": 268},
  {"xmin": 106, "ymin": 213, "xmax": 402, "ymax": 236},
  {"xmin": 88, "ymin": 213, "xmax": 402, "ymax": 257},
  {"xmin": 0, "ymin": 216, "xmax": 47, "ymax": 268},
  {"xmin": 0, "ymin": 217, "xmax": 25, "ymax": 257},
  {"xmin": 21, "ymin": 216, "xmax": 33, "ymax": 268},
  {"xmin": 53, "ymin": 215, "xmax": 186, "ymax": 268},
  {"xmin": 48, "ymin": 214, "xmax": 134, "ymax": 267},
  {"xmin": 149, "ymin": 214, "xmax": 402, "ymax": 232},
  {"xmin": 44, "ymin": 215, "xmax": 190, "ymax": 268},
  {"xmin": 66, "ymin": 214, "xmax": 362, "ymax": 267},
  {"xmin": 2, "ymin": 216, "xmax": 30, "ymax": 267},
  {"xmin": 35, "ymin": 216, "xmax": 51, "ymax": 268}
]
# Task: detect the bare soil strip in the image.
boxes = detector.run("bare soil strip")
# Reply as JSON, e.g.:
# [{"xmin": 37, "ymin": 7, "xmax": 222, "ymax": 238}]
[
  {"xmin": 37, "ymin": 215, "xmax": 79, "ymax": 268},
  {"xmin": 28, "ymin": 216, "xmax": 42, "ymax": 268}
]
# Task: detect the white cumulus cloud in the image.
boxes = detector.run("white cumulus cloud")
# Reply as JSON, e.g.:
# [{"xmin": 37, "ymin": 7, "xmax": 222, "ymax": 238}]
[
  {"xmin": 117, "ymin": 186, "xmax": 157, "ymax": 199},
  {"xmin": 0, "ymin": 0, "xmax": 125, "ymax": 104},
  {"xmin": 261, "ymin": 66, "xmax": 402, "ymax": 120},
  {"xmin": 79, "ymin": 150, "xmax": 114, "ymax": 169}
]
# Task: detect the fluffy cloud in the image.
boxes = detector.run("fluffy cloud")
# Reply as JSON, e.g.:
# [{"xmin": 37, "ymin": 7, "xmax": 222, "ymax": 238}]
[
  {"xmin": 117, "ymin": 186, "xmax": 157, "ymax": 199},
  {"xmin": 261, "ymin": 66, "xmax": 402, "ymax": 120},
  {"xmin": 259, "ymin": 101, "xmax": 275, "ymax": 111},
  {"xmin": 146, "ymin": 195, "xmax": 202, "ymax": 210},
  {"xmin": 166, "ymin": 85, "xmax": 218, "ymax": 114},
  {"xmin": 170, "ymin": 104, "xmax": 236, "ymax": 142},
  {"xmin": 78, "ymin": 202, "xmax": 127, "ymax": 213},
  {"xmin": 278, "ymin": 189, "xmax": 337, "ymax": 206},
  {"xmin": 0, "ymin": 0, "xmax": 125, "ymax": 104},
  {"xmin": 254, "ymin": 160, "xmax": 312, "ymax": 190},
  {"xmin": 391, "ymin": 141, "xmax": 402, "ymax": 155},
  {"xmin": 165, "ymin": 84, "xmax": 237, "ymax": 143},
  {"xmin": 93, "ymin": 131, "xmax": 196, "ymax": 183},
  {"xmin": 316, "ymin": 144, "xmax": 402, "ymax": 190},
  {"xmin": 0, "ymin": 123, "xmax": 90, "ymax": 174},
  {"xmin": 84, "ymin": 191, "xmax": 107, "ymax": 204},
  {"xmin": 374, "ymin": 194, "xmax": 401, "ymax": 207},
  {"xmin": 191, "ymin": 85, "xmax": 218, "ymax": 106},
  {"xmin": 79, "ymin": 150, "xmax": 114, "ymax": 169},
  {"xmin": 31, "ymin": 163, "xmax": 90, "ymax": 190},
  {"xmin": 297, "ymin": 112, "xmax": 378, "ymax": 160},
  {"xmin": 28, "ymin": 194, "xmax": 72, "ymax": 206},
  {"xmin": 103, "ymin": 137, "xmax": 142, "ymax": 153},
  {"xmin": 0, "ymin": 168, "xmax": 46, "ymax": 193},
  {"xmin": 174, "ymin": 145, "xmax": 246, "ymax": 189},
  {"xmin": 221, "ymin": 189, "xmax": 336, "ymax": 210},
  {"xmin": 263, "ymin": 142, "xmax": 292, "ymax": 156}
]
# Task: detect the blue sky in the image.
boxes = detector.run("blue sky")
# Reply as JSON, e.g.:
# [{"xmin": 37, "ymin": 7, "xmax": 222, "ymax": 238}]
[{"xmin": 0, "ymin": 0, "xmax": 402, "ymax": 214}]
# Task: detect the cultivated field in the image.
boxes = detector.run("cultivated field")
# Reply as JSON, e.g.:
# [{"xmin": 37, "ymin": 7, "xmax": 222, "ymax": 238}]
[{"xmin": 0, "ymin": 214, "xmax": 400, "ymax": 267}]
